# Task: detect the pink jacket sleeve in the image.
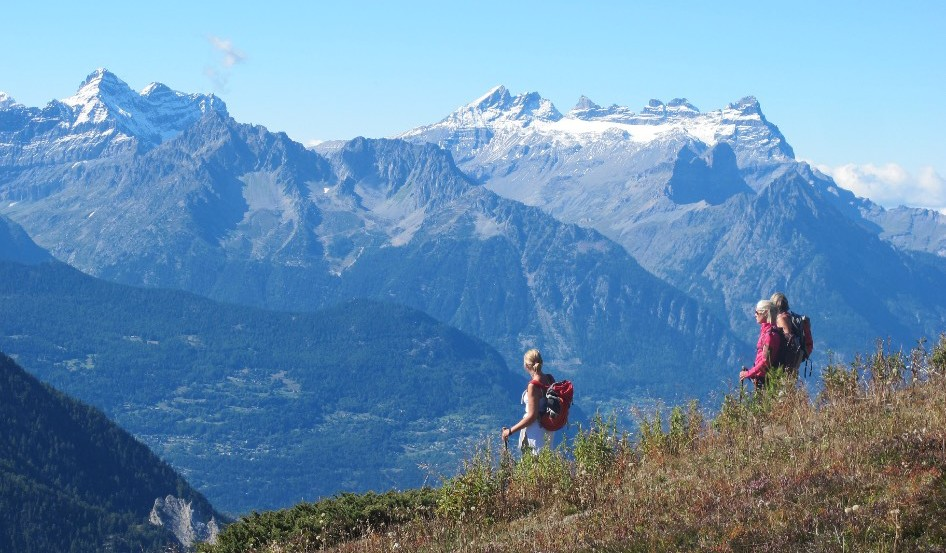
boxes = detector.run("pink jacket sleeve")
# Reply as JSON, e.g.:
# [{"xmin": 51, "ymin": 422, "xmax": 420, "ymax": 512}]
[{"xmin": 746, "ymin": 323, "xmax": 779, "ymax": 379}]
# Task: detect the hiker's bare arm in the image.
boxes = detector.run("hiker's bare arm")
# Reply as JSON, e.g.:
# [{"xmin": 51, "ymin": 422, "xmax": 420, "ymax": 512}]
[{"xmin": 503, "ymin": 383, "xmax": 542, "ymax": 437}]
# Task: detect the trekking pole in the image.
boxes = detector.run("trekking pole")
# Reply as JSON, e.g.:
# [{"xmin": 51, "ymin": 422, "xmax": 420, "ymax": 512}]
[{"xmin": 499, "ymin": 427, "xmax": 513, "ymax": 497}]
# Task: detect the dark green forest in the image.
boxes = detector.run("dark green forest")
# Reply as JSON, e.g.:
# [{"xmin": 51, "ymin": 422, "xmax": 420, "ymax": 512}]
[{"xmin": 0, "ymin": 352, "xmax": 221, "ymax": 552}]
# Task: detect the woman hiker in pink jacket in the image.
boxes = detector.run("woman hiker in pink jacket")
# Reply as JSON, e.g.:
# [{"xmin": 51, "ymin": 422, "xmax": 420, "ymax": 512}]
[{"xmin": 739, "ymin": 299, "xmax": 782, "ymax": 389}]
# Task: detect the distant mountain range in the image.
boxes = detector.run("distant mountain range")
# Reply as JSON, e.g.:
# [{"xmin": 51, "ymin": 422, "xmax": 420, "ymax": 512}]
[
  {"xmin": 0, "ymin": 69, "xmax": 743, "ymax": 404},
  {"xmin": 0, "ymin": 351, "xmax": 220, "ymax": 552},
  {"xmin": 399, "ymin": 85, "xmax": 946, "ymax": 352}
]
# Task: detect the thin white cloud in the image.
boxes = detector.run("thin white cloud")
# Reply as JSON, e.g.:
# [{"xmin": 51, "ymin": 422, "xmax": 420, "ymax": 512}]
[
  {"xmin": 816, "ymin": 162, "xmax": 946, "ymax": 214},
  {"xmin": 209, "ymin": 36, "xmax": 246, "ymax": 67},
  {"xmin": 205, "ymin": 36, "xmax": 246, "ymax": 93}
]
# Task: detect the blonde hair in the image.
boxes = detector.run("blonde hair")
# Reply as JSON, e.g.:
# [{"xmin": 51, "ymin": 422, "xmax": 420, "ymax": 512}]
[
  {"xmin": 770, "ymin": 292, "xmax": 789, "ymax": 313},
  {"xmin": 755, "ymin": 300, "xmax": 777, "ymax": 324},
  {"xmin": 523, "ymin": 349, "xmax": 543, "ymax": 374}
]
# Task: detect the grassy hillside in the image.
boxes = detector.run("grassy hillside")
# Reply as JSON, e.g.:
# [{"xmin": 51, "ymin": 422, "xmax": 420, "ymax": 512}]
[{"xmin": 201, "ymin": 335, "xmax": 946, "ymax": 552}]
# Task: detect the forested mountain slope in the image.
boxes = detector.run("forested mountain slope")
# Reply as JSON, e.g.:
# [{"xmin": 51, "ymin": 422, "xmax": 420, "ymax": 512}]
[{"xmin": 0, "ymin": 352, "xmax": 221, "ymax": 552}]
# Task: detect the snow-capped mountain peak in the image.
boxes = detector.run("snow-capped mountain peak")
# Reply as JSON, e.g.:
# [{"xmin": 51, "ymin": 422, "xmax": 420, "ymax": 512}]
[
  {"xmin": 58, "ymin": 68, "xmax": 228, "ymax": 145},
  {"xmin": 404, "ymin": 87, "xmax": 792, "ymax": 160},
  {"xmin": 66, "ymin": 68, "xmax": 133, "ymax": 102},
  {"xmin": 511, "ymin": 91, "xmax": 562, "ymax": 121},
  {"xmin": 0, "ymin": 91, "xmax": 21, "ymax": 109},
  {"xmin": 62, "ymin": 68, "xmax": 139, "ymax": 126},
  {"xmin": 470, "ymin": 85, "xmax": 512, "ymax": 110},
  {"xmin": 399, "ymin": 86, "xmax": 799, "ymax": 235},
  {"xmin": 0, "ymin": 69, "xmax": 231, "ymax": 168},
  {"xmin": 642, "ymin": 98, "xmax": 667, "ymax": 115},
  {"xmin": 667, "ymin": 98, "xmax": 700, "ymax": 114},
  {"xmin": 639, "ymin": 98, "xmax": 700, "ymax": 119},
  {"xmin": 438, "ymin": 85, "xmax": 562, "ymax": 128},
  {"xmin": 141, "ymin": 82, "xmax": 173, "ymax": 97},
  {"xmin": 567, "ymin": 98, "xmax": 635, "ymax": 122}
]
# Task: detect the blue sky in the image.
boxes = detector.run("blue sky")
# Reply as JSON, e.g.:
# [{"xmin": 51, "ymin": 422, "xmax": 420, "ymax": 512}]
[{"xmin": 3, "ymin": 0, "xmax": 944, "ymax": 211}]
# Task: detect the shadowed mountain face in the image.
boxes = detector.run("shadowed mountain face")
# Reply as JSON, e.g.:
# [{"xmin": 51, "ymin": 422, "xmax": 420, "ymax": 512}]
[
  {"xmin": 400, "ymin": 87, "xmax": 946, "ymax": 358},
  {"xmin": 0, "ymin": 214, "xmax": 52, "ymax": 264},
  {"xmin": 665, "ymin": 143, "xmax": 753, "ymax": 206}
]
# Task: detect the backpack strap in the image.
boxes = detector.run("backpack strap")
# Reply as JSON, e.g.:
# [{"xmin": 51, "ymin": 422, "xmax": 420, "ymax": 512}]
[{"xmin": 530, "ymin": 379, "xmax": 550, "ymax": 390}]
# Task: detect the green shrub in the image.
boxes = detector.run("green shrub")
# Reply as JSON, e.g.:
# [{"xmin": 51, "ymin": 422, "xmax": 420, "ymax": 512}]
[
  {"xmin": 199, "ymin": 488, "xmax": 436, "ymax": 553},
  {"xmin": 929, "ymin": 333, "xmax": 946, "ymax": 376},
  {"xmin": 436, "ymin": 440, "xmax": 503, "ymax": 523},
  {"xmin": 668, "ymin": 400, "xmax": 702, "ymax": 454},
  {"xmin": 635, "ymin": 406, "xmax": 666, "ymax": 456},
  {"xmin": 509, "ymin": 447, "xmax": 572, "ymax": 512},
  {"xmin": 868, "ymin": 339, "xmax": 906, "ymax": 394},
  {"xmin": 573, "ymin": 414, "xmax": 623, "ymax": 478},
  {"xmin": 636, "ymin": 400, "xmax": 703, "ymax": 456},
  {"xmin": 713, "ymin": 387, "xmax": 750, "ymax": 432},
  {"xmin": 820, "ymin": 351, "xmax": 861, "ymax": 403}
]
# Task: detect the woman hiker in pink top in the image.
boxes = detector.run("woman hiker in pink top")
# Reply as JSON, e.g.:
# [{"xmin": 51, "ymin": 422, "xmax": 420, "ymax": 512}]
[{"xmin": 739, "ymin": 299, "xmax": 782, "ymax": 389}]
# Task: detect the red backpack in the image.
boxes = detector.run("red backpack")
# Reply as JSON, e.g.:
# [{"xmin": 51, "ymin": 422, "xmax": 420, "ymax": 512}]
[{"xmin": 532, "ymin": 379, "xmax": 574, "ymax": 431}]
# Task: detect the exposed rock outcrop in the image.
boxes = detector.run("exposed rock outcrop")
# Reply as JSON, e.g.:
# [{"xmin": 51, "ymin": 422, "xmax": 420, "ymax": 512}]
[{"xmin": 150, "ymin": 495, "xmax": 219, "ymax": 548}]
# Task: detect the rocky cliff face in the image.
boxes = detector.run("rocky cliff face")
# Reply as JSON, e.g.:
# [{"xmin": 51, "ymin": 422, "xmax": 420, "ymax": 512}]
[
  {"xmin": 318, "ymin": 138, "xmax": 744, "ymax": 399},
  {"xmin": 149, "ymin": 495, "xmax": 219, "ymax": 549},
  {"xmin": 859, "ymin": 204, "xmax": 946, "ymax": 257}
]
